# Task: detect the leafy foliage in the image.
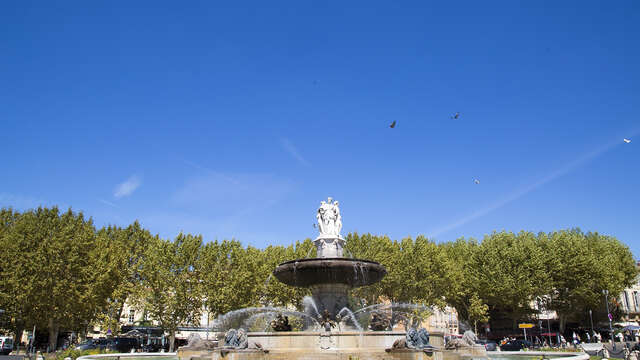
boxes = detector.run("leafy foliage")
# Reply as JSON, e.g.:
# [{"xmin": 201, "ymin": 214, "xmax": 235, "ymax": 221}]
[
  {"xmin": 133, "ymin": 233, "xmax": 203, "ymax": 351},
  {"xmin": 0, "ymin": 205, "xmax": 637, "ymax": 349}
]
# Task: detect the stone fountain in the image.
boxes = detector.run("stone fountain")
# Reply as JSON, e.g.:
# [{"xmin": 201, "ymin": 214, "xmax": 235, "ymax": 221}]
[
  {"xmin": 179, "ymin": 198, "xmax": 486, "ymax": 360},
  {"xmin": 273, "ymin": 197, "xmax": 387, "ymax": 324}
]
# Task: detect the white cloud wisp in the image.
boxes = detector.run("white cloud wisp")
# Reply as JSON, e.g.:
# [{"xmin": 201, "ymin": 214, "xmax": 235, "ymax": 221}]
[
  {"xmin": 114, "ymin": 175, "xmax": 142, "ymax": 198},
  {"xmin": 280, "ymin": 138, "xmax": 311, "ymax": 167},
  {"xmin": 428, "ymin": 135, "xmax": 631, "ymax": 238}
]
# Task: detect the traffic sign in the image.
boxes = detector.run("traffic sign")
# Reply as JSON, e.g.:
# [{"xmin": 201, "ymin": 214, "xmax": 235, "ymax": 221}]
[
  {"xmin": 608, "ymin": 313, "xmax": 613, "ymax": 321},
  {"xmin": 519, "ymin": 323, "xmax": 535, "ymax": 329}
]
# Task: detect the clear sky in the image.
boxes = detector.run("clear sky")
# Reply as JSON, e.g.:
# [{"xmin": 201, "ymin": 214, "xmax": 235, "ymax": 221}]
[{"xmin": 1, "ymin": 1, "xmax": 639, "ymax": 256}]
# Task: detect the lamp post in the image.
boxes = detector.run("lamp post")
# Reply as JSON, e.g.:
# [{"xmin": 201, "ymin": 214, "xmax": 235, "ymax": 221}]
[
  {"xmin": 603, "ymin": 289, "xmax": 615, "ymax": 349},
  {"xmin": 589, "ymin": 309, "xmax": 594, "ymax": 342},
  {"xmin": 537, "ymin": 297, "xmax": 552, "ymax": 346},
  {"xmin": 206, "ymin": 312, "xmax": 210, "ymax": 340}
]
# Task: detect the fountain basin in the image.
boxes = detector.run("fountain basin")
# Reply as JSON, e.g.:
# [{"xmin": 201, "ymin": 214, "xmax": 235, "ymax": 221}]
[
  {"xmin": 246, "ymin": 330, "xmax": 444, "ymax": 349},
  {"xmin": 273, "ymin": 258, "xmax": 387, "ymax": 288},
  {"xmin": 180, "ymin": 331, "xmax": 490, "ymax": 360}
]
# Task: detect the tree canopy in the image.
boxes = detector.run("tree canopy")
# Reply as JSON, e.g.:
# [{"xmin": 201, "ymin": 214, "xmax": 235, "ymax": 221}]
[{"xmin": 0, "ymin": 206, "xmax": 636, "ymax": 349}]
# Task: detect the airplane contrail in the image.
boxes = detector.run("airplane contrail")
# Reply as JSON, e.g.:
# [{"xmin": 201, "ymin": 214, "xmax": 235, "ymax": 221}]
[{"xmin": 428, "ymin": 132, "xmax": 637, "ymax": 238}]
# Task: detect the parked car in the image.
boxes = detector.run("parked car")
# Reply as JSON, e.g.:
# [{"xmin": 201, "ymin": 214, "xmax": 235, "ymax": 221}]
[
  {"xmin": 75, "ymin": 338, "xmax": 111, "ymax": 351},
  {"xmin": 75, "ymin": 339, "xmax": 98, "ymax": 351},
  {"xmin": 106, "ymin": 337, "xmax": 139, "ymax": 353},
  {"xmin": 476, "ymin": 339, "xmax": 498, "ymax": 351},
  {"xmin": 0, "ymin": 336, "xmax": 14, "ymax": 355},
  {"xmin": 500, "ymin": 339, "xmax": 532, "ymax": 351},
  {"xmin": 141, "ymin": 337, "xmax": 171, "ymax": 353}
]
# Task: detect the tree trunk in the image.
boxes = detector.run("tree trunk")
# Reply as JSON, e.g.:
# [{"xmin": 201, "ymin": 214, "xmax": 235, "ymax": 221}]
[
  {"xmin": 169, "ymin": 330, "xmax": 176, "ymax": 352},
  {"xmin": 48, "ymin": 319, "xmax": 59, "ymax": 353},
  {"xmin": 559, "ymin": 315, "xmax": 566, "ymax": 333},
  {"xmin": 115, "ymin": 301, "xmax": 125, "ymax": 335},
  {"xmin": 14, "ymin": 322, "xmax": 24, "ymax": 351}
]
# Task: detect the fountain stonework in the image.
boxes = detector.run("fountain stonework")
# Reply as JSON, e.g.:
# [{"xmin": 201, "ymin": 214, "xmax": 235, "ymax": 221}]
[
  {"xmin": 179, "ymin": 198, "xmax": 486, "ymax": 360},
  {"xmin": 273, "ymin": 197, "xmax": 387, "ymax": 323}
]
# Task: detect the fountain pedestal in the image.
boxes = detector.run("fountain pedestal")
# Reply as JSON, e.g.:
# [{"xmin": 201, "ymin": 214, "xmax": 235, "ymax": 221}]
[
  {"xmin": 309, "ymin": 283, "xmax": 350, "ymax": 322},
  {"xmin": 314, "ymin": 236, "xmax": 346, "ymax": 258}
]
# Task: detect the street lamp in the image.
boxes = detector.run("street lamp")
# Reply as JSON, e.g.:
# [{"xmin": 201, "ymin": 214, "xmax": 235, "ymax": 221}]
[
  {"xmin": 537, "ymin": 297, "xmax": 552, "ymax": 346},
  {"xmin": 589, "ymin": 309, "xmax": 594, "ymax": 341},
  {"xmin": 603, "ymin": 289, "xmax": 615, "ymax": 349}
]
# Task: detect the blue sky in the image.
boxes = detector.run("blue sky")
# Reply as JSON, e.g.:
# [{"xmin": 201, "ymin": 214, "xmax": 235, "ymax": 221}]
[{"xmin": 1, "ymin": 1, "xmax": 639, "ymax": 256}]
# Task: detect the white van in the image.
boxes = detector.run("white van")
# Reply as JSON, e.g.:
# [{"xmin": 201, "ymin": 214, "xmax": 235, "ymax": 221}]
[{"xmin": 0, "ymin": 336, "xmax": 13, "ymax": 355}]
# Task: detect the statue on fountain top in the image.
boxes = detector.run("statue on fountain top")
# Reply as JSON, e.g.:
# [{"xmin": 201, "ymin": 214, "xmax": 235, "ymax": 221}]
[
  {"xmin": 316, "ymin": 197, "xmax": 342, "ymax": 238},
  {"xmin": 314, "ymin": 197, "xmax": 346, "ymax": 257}
]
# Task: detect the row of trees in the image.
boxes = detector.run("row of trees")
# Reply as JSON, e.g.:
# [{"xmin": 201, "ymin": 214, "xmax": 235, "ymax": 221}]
[
  {"xmin": 345, "ymin": 231, "xmax": 636, "ymax": 332},
  {"xmin": 0, "ymin": 206, "xmax": 637, "ymax": 351}
]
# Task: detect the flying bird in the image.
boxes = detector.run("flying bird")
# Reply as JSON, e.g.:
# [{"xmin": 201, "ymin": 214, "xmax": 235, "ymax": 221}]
[
  {"xmin": 624, "ymin": 138, "xmax": 631, "ymax": 143},
  {"xmin": 474, "ymin": 179, "xmax": 480, "ymax": 184},
  {"xmin": 451, "ymin": 112, "xmax": 460, "ymax": 120},
  {"xmin": 389, "ymin": 121, "xmax": 396, "ymax": 128}
]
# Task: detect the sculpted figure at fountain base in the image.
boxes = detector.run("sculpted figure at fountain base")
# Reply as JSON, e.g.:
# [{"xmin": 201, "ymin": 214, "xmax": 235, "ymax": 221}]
[{"xmin": 222, "ymin": 329, "xmax": 248, "ymax": 349}]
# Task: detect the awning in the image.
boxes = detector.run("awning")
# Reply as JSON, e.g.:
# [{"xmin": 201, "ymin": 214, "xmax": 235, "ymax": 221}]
[
  {"xmin": 122, "ymin": 330, "xmax": 146, "ymax": 338},
  {"xmin": 615, "ymin": 321, "xmax": 640, "ymax": 327},
  {"xmin": 581, "ymin": 343, "xmax": 604, "ymax": 355}
]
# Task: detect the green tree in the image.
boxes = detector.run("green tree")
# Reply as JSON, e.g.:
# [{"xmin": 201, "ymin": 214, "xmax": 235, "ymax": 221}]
[
  {"xmin": 544, "ymin": 229, "xmax": 637, "ymax": 331},
  {"xmin": 441, "ymin": 238, "xmax": 489, "ymax": 327},
  {"xmin": 1, "ymin": 207, "xmax": 106, "ymax": 351},
  {"xmin": 383, "ymin": 235, "xmax": 450, "ymax": 306},
  {"xmin": 134, "ymin": 233, "xmax": 203, "ymax": 352},
  {"xmin": 472, "ymin": 231, "xmax": 551, "ymax": 329},
  {"xmin": 0, "ymin": 208, "xmax": 31, "ymax": 345},
  {"xmin": 200, "ymin": 240, "xmax": 261, "ymax": 319},
  {"xmin": 346, "ymin": 233, "xmax": 450, "ymax": 308},
  {"xmin": 92, "ymin": 222, "xmax": 152, "ymax": 335}
]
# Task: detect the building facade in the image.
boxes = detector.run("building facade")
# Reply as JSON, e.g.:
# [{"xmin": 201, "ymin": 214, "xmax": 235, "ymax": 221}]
[{"xmin": 618, "ymin": 262, "xmax": 640, "ymax": 325}]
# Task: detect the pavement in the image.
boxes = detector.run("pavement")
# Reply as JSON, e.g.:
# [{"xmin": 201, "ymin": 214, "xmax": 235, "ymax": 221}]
[
  {"xmin": 603, "ymin": 341, "xmax": 637, "ymax": 359},
  {"xmin": 0, "ymin": 356, "xmax": 25, "ymax": 360}
]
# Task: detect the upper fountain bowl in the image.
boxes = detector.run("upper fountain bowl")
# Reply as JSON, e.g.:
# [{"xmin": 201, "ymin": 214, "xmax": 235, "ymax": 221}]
[{"xmin": 273, "ymin": 258, "xmax": 387, "ymax": 288}]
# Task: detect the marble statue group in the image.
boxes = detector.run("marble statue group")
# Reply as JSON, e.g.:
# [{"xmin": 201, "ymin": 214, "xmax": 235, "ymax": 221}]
[{"xmin": 316, "ymin": 197, "xmax": 342, "ymax": 237}]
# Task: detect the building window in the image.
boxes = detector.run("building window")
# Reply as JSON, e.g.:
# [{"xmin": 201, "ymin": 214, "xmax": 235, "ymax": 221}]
[
  {"xmin": 634, "ymin": 291, "xmax": 639, "ymax": 312},
  {"xmin": 624, "ymin": 292, "xmax": 631, "ymax": 312},
  {"xmin": 129, "ymin": 309, "xmax": 135, "ymax": 323}
]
